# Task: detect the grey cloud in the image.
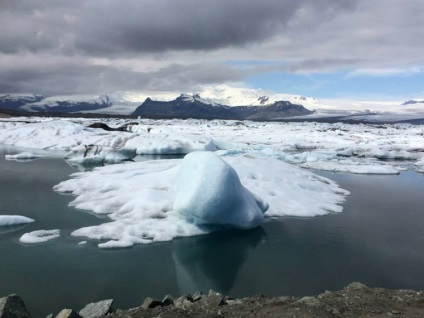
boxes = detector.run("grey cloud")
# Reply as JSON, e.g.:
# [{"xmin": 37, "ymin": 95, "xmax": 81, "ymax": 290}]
[
  {"xmin": 0, "ymin": 55, "xmax": 249, "ymax": 95},
  {"xmin": 0, "ymin": 0, "xmax": 423, "ymax": 96}
]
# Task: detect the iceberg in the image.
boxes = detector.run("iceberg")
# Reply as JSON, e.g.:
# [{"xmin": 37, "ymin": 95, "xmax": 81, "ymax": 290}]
[{"xmin": 174, "ymin": 152, "xmax": 267, "ymax": 229}]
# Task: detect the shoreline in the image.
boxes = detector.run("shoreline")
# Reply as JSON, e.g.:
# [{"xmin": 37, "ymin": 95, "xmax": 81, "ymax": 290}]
[{"xmin": 2, "ymin": 283, "xmax": 424, "ymax": 317}]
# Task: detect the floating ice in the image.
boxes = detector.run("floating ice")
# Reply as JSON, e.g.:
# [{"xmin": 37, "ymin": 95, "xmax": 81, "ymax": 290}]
[
  {"xmin": 300, "ymin": 161, "xmax": 400, "ymax": 174},
  {"xmin": 5, "ymin": 152, "xmax": 43, "ymax": 160},
  {"xmin": 54, "ymin": 152, "xmax": 348, "ymax": 248},
  {"xmin": 0, "ymin": 215, "xmax": 35, "ymax": 226},
  {"xmin": 1, "ymin": 117, "xmax": 422, "ymax": 173},
  {"xmin": 174, "ymin": 152, "xmax": 267, "ymax": 229},
  {"xmin": 64, "ymin": 145, "xmax": 136, "ymax": 164},
  {"xmin": 19, "ymin": 229, "xmax": 60, "ymax": 244},
  {"xmin": 416, "ymin": 158, "xmax": 424, "ymax": 173},
  {"xmin": 0, "ymin": 119, "xmax": 215, "ymax": 155}
]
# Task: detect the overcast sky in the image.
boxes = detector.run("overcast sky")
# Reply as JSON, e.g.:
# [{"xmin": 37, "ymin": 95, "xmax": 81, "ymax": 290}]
[{"xmin": 0, "ymin": 0, "xmax": 423, "ymax": 100}]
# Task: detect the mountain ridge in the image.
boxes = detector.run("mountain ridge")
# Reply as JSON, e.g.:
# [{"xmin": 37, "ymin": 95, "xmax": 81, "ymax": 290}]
[{"xmin": 132, "ymin": 93, "xmax": 313, "ymax": 120}]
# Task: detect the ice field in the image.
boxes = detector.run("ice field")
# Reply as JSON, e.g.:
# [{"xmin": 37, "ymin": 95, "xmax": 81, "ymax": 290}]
[{"xmin": 1, "ymin": 117, "xmax": 423, "ymax": 247}]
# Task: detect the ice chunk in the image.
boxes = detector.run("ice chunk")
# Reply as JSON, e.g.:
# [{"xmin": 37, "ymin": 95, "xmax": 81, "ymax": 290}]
[
  {"xmin": 64, "ymin": 145, "xmax": 136, "ymax": 164},
  {"xmin": 5, "ymin": 152, "xmax": 44, "ymax": 160},
  {"xmin": 416, "ymin": 157, "xmax": 424, "ymax": 173},
  {"xmin": 19, "ymin": 229, "xmax": 60, "ymax": 244},
  {"xmin": 0, "ymin": 215, "xmax": 35, "ymax": 226},
  {"xmin": 174, "ymin": 152, "xmax": 267, "ymax": 229}
]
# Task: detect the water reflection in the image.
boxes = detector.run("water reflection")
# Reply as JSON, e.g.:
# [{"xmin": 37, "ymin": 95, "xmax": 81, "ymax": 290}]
[
  {"xmin": 173, "ymin": 227, "xmax": 266, "ymax": 294},
  {"xmin": 0, "ymin": 223, "xmax": 31, "ymax": 235}
]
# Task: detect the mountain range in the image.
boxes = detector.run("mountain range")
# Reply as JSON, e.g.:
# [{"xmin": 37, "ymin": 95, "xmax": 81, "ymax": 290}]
[
  {"xmin": 132, "ymin": 93, "xmax": 313, "ymax": 120},
  {"xmin": 0, "ymin": 92, "xmax": 315, "ymax": 120}
]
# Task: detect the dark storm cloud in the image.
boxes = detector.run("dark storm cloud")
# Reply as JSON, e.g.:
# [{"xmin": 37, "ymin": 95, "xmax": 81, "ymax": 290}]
[{"xmin": 0, "ymin": 0, "xmax": 354, "ymax": 56}]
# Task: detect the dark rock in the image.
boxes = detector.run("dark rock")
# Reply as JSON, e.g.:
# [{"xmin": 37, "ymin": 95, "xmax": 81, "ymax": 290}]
[
  {"xmin": 0, "ymin": 294, "xmax": 31, "ymax": 318},
  {"xmin": 87, "ymin": 123, "xmax": 127, "ymax": 132},
  {"xmin": 161, "ymin": 295, "xmax": 174, "ymax": 306},
  {"xmin": 141, "ymin": 297, "xmax": 162, "ymax": 309},
  {"xmin": 55, "ymin": 309, "xmax": 81, "ymax": 318},
  {"xmin": 79, "ymin": 299, "xmax": 114, "ymax": 317}
]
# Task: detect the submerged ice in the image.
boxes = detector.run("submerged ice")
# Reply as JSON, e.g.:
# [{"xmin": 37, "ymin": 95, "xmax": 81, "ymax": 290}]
[{"xmin": 54, "ymin": 152, "xmax": 348, "ymax": 248}]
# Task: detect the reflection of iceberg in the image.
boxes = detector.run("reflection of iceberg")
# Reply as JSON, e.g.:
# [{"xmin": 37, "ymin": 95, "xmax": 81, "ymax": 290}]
[
  {"xmin": 173, "ymin": 227, "xmax": 266, "ymax": 295},
  {"xmin": 5, "ymin": 152, "xmax": 44, "ymax": 162},
  {"xmin": 0, "ymin": 224, "xmax": 31, "ymax": 235}
]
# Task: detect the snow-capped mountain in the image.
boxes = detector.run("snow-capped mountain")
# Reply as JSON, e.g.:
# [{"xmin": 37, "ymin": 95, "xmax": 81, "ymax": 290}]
[
  {"xmin": 21, "ymin": 94, "xmax": 113, "ymax": 113},
  {"xmin": 0, "ymin": 94, "xmax": 46, "ymax": 110},
  {"xmin": 0, "ymin": 94, "xmax": 116, "ymax": 113},
  {"xmin": 132, "ymin": 93, "xmax": 313, "ymax": 120},
  {"xmin": 194, "ymin": 84, "xmax": 322, "ymax": 109}
]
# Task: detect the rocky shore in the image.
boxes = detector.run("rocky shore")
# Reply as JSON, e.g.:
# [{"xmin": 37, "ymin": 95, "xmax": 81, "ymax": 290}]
[{"xmin": 2, "ymin": 283, "xmax": 424, "ymax": 318}]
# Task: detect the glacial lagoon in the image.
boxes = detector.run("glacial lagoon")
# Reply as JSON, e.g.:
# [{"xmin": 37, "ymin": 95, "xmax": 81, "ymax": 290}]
[{"xmin": 1, "ymin": 149, "xmax": 424, "ymax": 317}]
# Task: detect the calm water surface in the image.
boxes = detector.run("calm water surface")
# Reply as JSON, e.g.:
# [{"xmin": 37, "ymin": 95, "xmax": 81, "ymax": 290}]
[{"xmin": 1, "ymin": 147, "xmax": 424, "ymax": 317}]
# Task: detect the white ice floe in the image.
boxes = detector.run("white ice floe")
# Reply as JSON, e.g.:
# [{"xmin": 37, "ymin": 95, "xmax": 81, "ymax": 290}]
[
  {"xmin": 300, "ymin": 160, "xmax": 400, "ymax": 174},
  {"xmin": 64, "ymin": 145, "xmax": 136, "ymax": 164},
  {"xmin": 5, "ymin": 152, "xmax": 44, "ymax": 160},
  {"xmin": 0, "ymin": 215, "xmax": 35, "ymax": 226},
  {"xmin": 53, "ymin": 152, "xmax": 348, "ymax": 248},
  {"xmin": 0, "ymin": 119, "xmax": 215, "ymax": 155},
  {"xmin": 415, "ymin": 157, "xmax": 424, "ymax": 173},
  {"xmin": 19, "ymin": 229, "xmax": 60, "ymax": 244}
]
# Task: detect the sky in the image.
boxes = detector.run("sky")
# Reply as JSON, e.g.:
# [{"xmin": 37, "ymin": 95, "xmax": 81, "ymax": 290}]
[{"xmin": 0, "ymin": 0, "xmax": 423, "ymax": 101}]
